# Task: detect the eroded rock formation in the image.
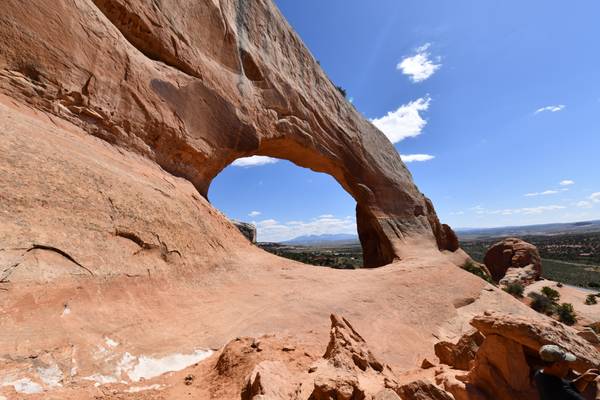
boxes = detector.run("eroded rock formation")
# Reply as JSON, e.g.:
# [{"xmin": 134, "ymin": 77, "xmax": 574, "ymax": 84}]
[
  {"xmin": 0, "ymin": 1, "xmax": 557, "ymax": 399},
  {"xmin": 0, "ymin": 0, "xmax": 456, "ymax": 268},
  {"xmin": 483, "ymin": 238, "xmax": 542, "ymax": 284},
  {"xmin": 437, "ymin": 311, "xmax": 600, "ymax": 400}
]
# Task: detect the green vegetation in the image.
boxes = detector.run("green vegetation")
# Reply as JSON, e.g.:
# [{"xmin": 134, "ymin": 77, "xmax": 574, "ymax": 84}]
[
  {"xmin": 335, "ymin": 86, "xmax": 347, "ymax": 98},
  {"xmin": 585, "ymin": 294, "xmax": 598, "ymax": 305},
  {"xmin": 504, "ymin": 282, "xmax": 524, "ymax": 298},
  {"xmin": 462, "ymin": 260, "xmax": 492, "ymax": 283},
  {"xmin": 528, "ymin": 292, "xmax": 555, "ymax": 315},
  {"xmin": 259, "ymin": 242, "xmax": 362, "ymax": 269},
  {"xmin": 527, "ymin": 288, "xmax": 577, "ymax": 325},
  {"xmin": 556, "ymin": 303, "xmax": 577, "ymax": 325},
  {"xmin": 541, "ymin": 286, "xmax": 560, "ymax": 303}
]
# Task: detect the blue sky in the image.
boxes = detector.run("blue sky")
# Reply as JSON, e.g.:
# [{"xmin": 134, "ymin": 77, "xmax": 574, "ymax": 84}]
[{"xmin": 209, "ymin": 1, "xmax": 600, "ymax": 242}]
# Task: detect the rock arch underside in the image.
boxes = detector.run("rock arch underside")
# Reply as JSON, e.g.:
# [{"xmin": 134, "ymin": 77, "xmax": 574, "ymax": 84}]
[{"xmin": 0, "ymin": 1, "xmax": 551, "ymax": 399}]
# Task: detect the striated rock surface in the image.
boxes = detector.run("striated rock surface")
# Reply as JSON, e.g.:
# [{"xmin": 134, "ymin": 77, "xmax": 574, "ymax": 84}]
[
  {"xmin": 483, "ymin": 238, "xmax": 542, "ymax": 284},
  {"xmin": 0, "ymin": 0, "xmax": 458, "ymax": 268}
]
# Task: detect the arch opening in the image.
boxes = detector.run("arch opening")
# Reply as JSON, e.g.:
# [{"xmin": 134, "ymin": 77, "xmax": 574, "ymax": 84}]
[{"xmin": 209, "ymin": 156, "xmax": 366, "ymax": 269}]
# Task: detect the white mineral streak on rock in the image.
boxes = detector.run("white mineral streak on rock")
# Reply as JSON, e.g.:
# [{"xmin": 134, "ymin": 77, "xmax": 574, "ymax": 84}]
[
  {"xmin": 2, "ymin": 378, "xmax": 44, "ymax": 394},
  {"xmin": 127, "ymin": 350, "xmax": 214, "ymax": 382},
  {"xmin": 126, "ymin": 384, "xmax": 163, "ymax": 393},
  {"xmin": 37, "ymin": 363, "xmax": 63, "ymax": 387},
  {"xmin": 83, "ymin": 344, "xmax": 213, "ymax": 386},
  {"xmin": 105, "ymin": 337, "xmax": 119, "ymax": 348}
]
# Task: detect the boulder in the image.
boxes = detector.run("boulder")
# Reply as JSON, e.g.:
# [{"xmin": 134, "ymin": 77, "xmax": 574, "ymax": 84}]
[
  {"xmin": 471, "ymin": 312, "xmax": 600, "ymax": 373},
  {"xmin": 439, "ymin": 312, "xmax": 600, "ymax": 400},
  {"xmin": 396, "ymin": 380, "xmax": 455, "ymax": 400},
  {"xmin": 483, "ymin": 238, "xmax": 542, "ymax": 284},
  {"xmin": 233, "ymin": 221, "xmax": 257, "ymax": 244},
  {"xmin": 434, "ymin": 329, "xmax": 485, "ymax": 371},
  {"xmin": 309, "ymin": 372, "xmax": 366, "ymax": 400}
]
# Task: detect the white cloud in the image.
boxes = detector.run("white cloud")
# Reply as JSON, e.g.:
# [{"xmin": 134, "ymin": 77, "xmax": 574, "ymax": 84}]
[
  {"xmin": 248, "ymin": 211, "xmax": 261, "ymax": 217},
  {"xmin": 535, "ymin": 105, "xmax": 565, "ymax": 114},
  {"xmin": 232, "ymin": 156, "xmax": 278, "ymax": 167},
  {"xmin": 560, "ymin": 180, "xmax": 575, "ymax": 186},
  {"xmin": 524, "ymin": 190, "xmax": 560, "ymax": 197},
  {"xmin": 255, "ymin": 215, "xmax": 357, "ymax": 242},
  {"xmin": 574, "ymin": 193, "xmax": 600, "ymax": 208},
  {"xmin": 450, "ymin": 211, "xmax": 465, "ymax": 216},
  {"xmin": 397, "ymin": 43, "xmax": 441, "ymax": 83},
  {"xmin": 371, "ymin": 96, "xmax": 431, "ymax": 143},
  {"xmin": 472, "ymin": 205, "xmax": 566, "ymax": 216},
  {"xmin": 400, "ymin": 154, "xmax": 435, "ymax": 163}
]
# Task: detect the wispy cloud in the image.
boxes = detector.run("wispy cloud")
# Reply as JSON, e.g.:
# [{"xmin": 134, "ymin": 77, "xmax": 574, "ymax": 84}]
[
  {"xmin": 232, "ymin": 156, "xmax": 279, "ymax": 167},
  {"xmin": 254, "ymin": 215, "xmax": 357, "ymax": 242},
  {"xmin": 371, "ymin": 96, "xmax": 431, "ymax": 143},
  {"xmin": 397, "ymin": 43, "xmax": 441, "ymax": 83},
  {"xmin": 575, "ymin": 193, "xmax": 600, "ymax": 208},
  {"xmin": 471, "ymin": 205, "xmax": 566, "ymax": 215},
  {"xmin": 525, "ymin": 190, "xmax": 562, "ymax": 197},
  {"xmin": 560, "ymin": 180, "xmax": 575, "ymax": 186},
  {"xmin": 535, "ymin": 105, "xmax": 565, "ymax": 114},
  {"xmin": 248, "ymin": 211, "xmax": 261, "ymax": 217},
  {"xmin": 400, "ymin": 154, "xmax": 435, "ymax": 163}
]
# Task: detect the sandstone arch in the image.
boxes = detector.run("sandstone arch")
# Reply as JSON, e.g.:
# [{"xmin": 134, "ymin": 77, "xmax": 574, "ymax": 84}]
[{"xmin": 0, "ymin": 0, "xmax": 458, "ymax": 267}]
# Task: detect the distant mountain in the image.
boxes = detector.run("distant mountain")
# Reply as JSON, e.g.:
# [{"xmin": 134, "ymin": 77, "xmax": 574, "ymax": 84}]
[
  {"xmin": 457, "ymin": 220, "xmax": 600, "ymax": 240},
  {"xmin": 281, "ymin": 233, "xmax": 358, "ymax": 245}
]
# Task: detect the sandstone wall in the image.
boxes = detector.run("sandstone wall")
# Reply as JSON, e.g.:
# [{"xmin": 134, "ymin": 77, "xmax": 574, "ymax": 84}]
[{"xmin": 0, "ymin": 0, "xmax": 457, "ymax": 267}]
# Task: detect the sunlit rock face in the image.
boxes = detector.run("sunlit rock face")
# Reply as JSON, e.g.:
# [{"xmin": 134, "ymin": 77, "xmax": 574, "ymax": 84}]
[{"xmin": 0, "ymin": 0, "xmax": 457, "ymax": 268}]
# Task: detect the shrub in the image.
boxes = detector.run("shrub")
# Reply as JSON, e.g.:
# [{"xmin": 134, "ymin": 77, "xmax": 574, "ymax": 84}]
[
  {"xmin": 462, "ymin": 260, "xmax": 492, "ymax": 283},
  {"xmin": 589, "ymin": 281, "xmax": 600, "ymax": 288},
  {"xmin": 528, "ymin": 292, "xmax": 555, "ymax": 315},
  {"xmin": 504, "ymin": 282, "xmax": 524, "ymax": 298},
  {"xmin": 335, "ymin": 86, "xmax": 347, "ymax": 98},
  {"xmin": 556, "ymin": 303, "xmax": 577, "ymax": 325},
  {"xmin": 586, "ymin": 294, "xmax": 598, "ymax": 305},
  {"xmin": 556, "ymin": 282, "xmax": 564, "ymax": 288},
  {"xmin": 541, "ymin": 286, "xmax": 560, "ymax": 303}
]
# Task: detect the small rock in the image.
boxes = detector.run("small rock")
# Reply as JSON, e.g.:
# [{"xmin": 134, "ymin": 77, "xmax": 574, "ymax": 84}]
[
  {"xmin": 421, "ymin": 358, "xmax": 435, "ymax": 369},
  {"xmin": 184, "ymin": 374, "xmax": 194, "ymax": 385}
]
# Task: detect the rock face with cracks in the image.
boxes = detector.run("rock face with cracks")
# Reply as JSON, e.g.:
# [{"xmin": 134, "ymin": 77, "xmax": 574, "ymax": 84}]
[{"xmin": 0, "ymin": 0, "xmax": 458, "ymax": 268}]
